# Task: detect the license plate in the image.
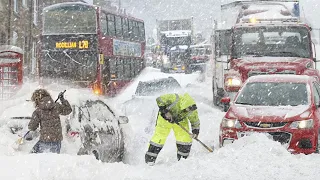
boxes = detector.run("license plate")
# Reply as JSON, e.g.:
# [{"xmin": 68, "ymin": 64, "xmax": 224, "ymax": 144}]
[{"xmin": 237, "ymin": 131, "xmax": 273, "ymax": 139}]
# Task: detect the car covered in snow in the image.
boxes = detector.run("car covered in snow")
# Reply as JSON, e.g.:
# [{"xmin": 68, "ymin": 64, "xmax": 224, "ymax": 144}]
[
  {"xmin": 4, "ymin": 99, "xmax": 129, "ymax": 162},
  {"xmin": 67, "ymin": 100, "xmax": 129, "ymax": 162},
  {"xmin": 219, "ymin": 74, "xmax": 320, "ymax": 154},
  {"xmin": 121, "ymin": 77, "xmax": 182, "ymax": 130}
]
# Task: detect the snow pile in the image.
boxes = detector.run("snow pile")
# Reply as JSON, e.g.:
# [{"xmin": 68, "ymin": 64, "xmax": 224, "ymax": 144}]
[{"xmin": 0, "ymin": 134, "xmax": 320, "ymax": 180}]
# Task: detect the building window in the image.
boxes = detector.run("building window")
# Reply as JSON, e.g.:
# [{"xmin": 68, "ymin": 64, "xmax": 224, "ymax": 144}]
[
  {"xmin": 33, "ymin": 0, "xmax": 38, "ymax": 25},
  {"xmin": 0, "ymin": 32, "xmax": 5, "ymax": 45},
  {"xmin": 31, "ymin": 41, "xmax": 37, "ymax": 74},
  {"xmin": 14, "ymin": 0, "xmax": 18, "ymax": 13},
  {"xmin": 22, "ymin": 0, "xmax": 27, "ymax": 8},
  {"xmin": 12, "ymin": 31, "xmax": 18, "ymax": 45}
]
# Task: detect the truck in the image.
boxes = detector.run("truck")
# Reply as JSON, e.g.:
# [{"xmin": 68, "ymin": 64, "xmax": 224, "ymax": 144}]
[
  {"xmin": 155, "ymin": 18, "xmax": 193, "ymax": 73},
  {"xmin": 189, "ymin": 44, "xmax": 212, "ymax": 71},
  {"xmin": 212, "ymin": 0, "xmax": 320, "ymax": 107}
]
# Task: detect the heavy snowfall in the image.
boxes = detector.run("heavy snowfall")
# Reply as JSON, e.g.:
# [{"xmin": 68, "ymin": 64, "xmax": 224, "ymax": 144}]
[
  {"xmin": 1, "ymin": 0, "xmax": 320, "ymax": 180},
  {"xmin": 2, "ymin": 68, "xmax": 320, "ymax": 180}
]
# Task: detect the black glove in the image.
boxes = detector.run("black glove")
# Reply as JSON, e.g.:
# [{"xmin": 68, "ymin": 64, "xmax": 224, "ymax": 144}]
[
  {"xmin": 191, "ymin": 129, "xmax": 199, "ymax": 139},
  {"xmin": 58, "ymin": 90, "xmax": 66, "ymax": 101},
  {"xmin": 159, "ymin": 107, "xmax": 175, "ymax": 123}
]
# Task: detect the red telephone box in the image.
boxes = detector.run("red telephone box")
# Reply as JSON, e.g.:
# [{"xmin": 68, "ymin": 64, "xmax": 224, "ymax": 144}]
[{"xmin": 0, "ymin": 45, "xmax": 23, "ymax": 100}]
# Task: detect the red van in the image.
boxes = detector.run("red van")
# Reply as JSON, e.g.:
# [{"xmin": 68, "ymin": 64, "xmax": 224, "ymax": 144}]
[{"xmin": 219, "ymin": 75, "xmax": 320, "ymax": 154}]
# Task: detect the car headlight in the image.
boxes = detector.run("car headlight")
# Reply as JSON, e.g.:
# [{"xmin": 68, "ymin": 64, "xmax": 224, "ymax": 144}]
[
  {"xmin": 226, "ymin": 77, "xmax": 242, "ymax": 87},
  {"xmin": 289, "ymin": 119, "xmax": 314, "ymax": 129},
  {"xmin": 221, "ymin": 118, "xmax": 242, "ymax": 128}
]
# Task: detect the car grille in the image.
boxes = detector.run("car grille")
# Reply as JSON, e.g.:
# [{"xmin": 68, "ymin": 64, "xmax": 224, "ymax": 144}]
[
  {"xmin": 244, "ymin": 122, "xmax": 287, "ymax": 128},
  {"xmin": 268, "ymin": 132, "xmax": 291, "ymax": 144},
  {"xmin": 248, "ymin": 70, "xmax": 296, "ymax": 77}
]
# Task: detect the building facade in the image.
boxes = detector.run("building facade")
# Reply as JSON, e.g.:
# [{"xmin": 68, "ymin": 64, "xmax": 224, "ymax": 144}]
[{"xmin": 0, "ymin": 0, "xmax": 86, "ymax": 77}]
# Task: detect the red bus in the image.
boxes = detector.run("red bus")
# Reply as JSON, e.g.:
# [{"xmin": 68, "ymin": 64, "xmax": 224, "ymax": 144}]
[
  {"xmin": 0, "ymin": 45, "xmax": 23, "ymax": 100},
  {"xmin": 41, "ymin": 2, "xmax": 146, "ymax": 96}
]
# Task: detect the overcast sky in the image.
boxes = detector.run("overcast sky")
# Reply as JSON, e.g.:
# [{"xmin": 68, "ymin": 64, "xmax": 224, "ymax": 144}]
[{"xmin": 85, "ymin": 0, "xmax": 320, "ymax": 39}]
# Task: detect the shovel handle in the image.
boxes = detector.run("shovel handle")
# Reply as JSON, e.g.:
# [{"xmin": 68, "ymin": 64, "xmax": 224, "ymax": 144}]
[
  {"xmin": 55, "ymin": 90, "xmax": 66, "ymax": 103},
  {"xmin": 176, "ymin": 122, "xmax": 213, "ymax": 153}
]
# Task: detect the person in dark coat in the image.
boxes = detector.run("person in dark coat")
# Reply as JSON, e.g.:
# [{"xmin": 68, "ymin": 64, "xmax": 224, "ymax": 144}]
[{"xmin": 28, "ymin": 89, "xmax": 72, "ymax": 154}]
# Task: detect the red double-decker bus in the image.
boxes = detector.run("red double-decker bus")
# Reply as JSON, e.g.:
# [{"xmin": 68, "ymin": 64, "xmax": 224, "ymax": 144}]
[{"xmin": 41, "ymin": 2, "xmax": 145, "ymax": 96}]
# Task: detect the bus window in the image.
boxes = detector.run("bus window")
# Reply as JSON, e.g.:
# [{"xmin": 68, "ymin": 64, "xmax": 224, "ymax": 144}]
[
  {"xmin": 115, "ymin": 16, "xmax": 123, "ymax": 38},
  {"xmin": 116, "ymin": 59, "xmax": 124, "ymax": 79},
  {"xmin": 138, "ymin": 22, "xmax": 145, "ymax": 41},
  {"xmin": 43, "ymin": 4, "xmax": 97, "ymax": 34},
  {"xmin": 133, "ymin": 21, "xmax": 139, "ymax": 41},
  {"xmin": 123, "ymin": 18, "xmax": 129, "ymax": 40},
  {"xmin": 109, "ymin": 59, "xmax": 116, "ymax": 79},
  {"xmin": 130, "ymin": 59, "xmax": 135, "ymax": 77},
  {"xmin": 124, "ymin": 59, "xmax": 131, "ymax": 79},
  {"xmin": 107, "ymin": 14, "xmax": 116, "ymax": 37},
  {"xmin": 128, "ymin": 20, "xmax": 133, "ymax": 40},
  {"xmin": 101, "ymin": 14, "xmax": 108, "ymax": 36}
]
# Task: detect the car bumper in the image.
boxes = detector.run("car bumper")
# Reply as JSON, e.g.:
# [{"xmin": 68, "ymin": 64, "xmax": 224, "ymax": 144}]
[{"xmin": 219, "ymin": 126, "xmax": 317, "ymax": 154}]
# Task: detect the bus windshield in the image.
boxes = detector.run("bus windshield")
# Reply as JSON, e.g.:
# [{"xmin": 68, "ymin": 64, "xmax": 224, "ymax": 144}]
[
  {"xmin": 161, "ymin": 36, "xmax": 191, "ymax": 47},
  {"xmin": 43, "ymin": 4, "xmax": 97, "ymax": 34},
  {"xmin": 232, "ymin": 26, "xmax": 311, "ymax": 58}
]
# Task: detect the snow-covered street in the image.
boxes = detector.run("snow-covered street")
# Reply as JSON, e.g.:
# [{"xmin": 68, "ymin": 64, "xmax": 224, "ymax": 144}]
[{"xmin": 0, "ymin": 68, "xmax": 319, "ymax": 179}]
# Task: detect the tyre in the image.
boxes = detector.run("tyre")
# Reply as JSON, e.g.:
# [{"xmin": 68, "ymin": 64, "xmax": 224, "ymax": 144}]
[
  {"xmin": 316, "ymin": 130, "xmax": 320, "ymax": 153},
  {"xmin": 213, "ymin": 92, "xmax": 219, "ymax": 106},
  {"xmin": 212, "ymin": 79, "xmax": 220, "ymax": 106}
]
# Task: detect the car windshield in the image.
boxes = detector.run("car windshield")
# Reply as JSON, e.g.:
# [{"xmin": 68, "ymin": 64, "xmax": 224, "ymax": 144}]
[
  {"xmin": 135, "ymin": 78, "xmax": 181, "ymax": 96},
  {"xmin": 232, "ymin": 26, "xmax": 311, "ymax": 58},
  {"xmin": 235, "ymin": 82, "xmax": 309, "ymax": 106}
]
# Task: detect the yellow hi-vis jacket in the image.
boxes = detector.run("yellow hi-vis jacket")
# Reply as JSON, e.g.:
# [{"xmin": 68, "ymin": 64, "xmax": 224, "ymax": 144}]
[{"xmin": 156, "ymin": 93, "xmax": 200, "ymax": 132}]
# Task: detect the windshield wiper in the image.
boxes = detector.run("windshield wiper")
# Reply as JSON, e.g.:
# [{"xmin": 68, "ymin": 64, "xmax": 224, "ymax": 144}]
[
  {"xmin": 244, "ymin": 52, "xmax": 263, "ymax": 57},
  {"xmin": 264, "ymin": 51, "xmax": 303, "ymax": 58},
  {"xmin": 235, "ymin": 102, "xmax": 254, "ymax": 105}
]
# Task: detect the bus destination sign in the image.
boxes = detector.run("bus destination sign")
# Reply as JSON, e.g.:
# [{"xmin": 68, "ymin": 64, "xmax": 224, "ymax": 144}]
[
  {"xmin": 42, "ymin": 34, "xmax": 97, "ymax": 51},
  {"xmin": 55, "ymin": 40, "xmax": 89, "ymax": 49}
]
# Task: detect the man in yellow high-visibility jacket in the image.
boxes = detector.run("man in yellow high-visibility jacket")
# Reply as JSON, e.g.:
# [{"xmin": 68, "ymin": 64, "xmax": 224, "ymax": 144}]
[{"xmin": 145, "ymin": 93, "xmax": 200, "ymax": 165}]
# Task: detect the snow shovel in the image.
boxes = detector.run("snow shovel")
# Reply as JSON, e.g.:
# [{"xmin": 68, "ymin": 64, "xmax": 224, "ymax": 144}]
[
  {"xmin": 176, "ymin": 122, "xmax": 214, "ymax": 153},
  {"xmin": 12, "ymin": 131, "xmax": 30, "ymax": 150}
]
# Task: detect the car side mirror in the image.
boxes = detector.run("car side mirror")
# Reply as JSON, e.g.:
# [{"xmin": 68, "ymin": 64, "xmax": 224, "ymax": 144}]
[
  {"xmin": 220, "ymin": 97, "xmax": 231, "ymax": 112},
  {"xmin": 119, "ymin": 116, "xmax": 129, "ymax": 124}
]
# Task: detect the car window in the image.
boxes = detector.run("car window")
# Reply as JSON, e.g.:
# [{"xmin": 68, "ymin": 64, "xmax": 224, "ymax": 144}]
[
  {"xmin": 312, "ymin": 83, "xmax": 320, "ymax": 106},
  {"xmin": 135, "ymin": 78, "xmax": 181, "ymax": 96},
  {"xmin": 80, "ymin": 100, "xmax": 116, "ymax": 123},
  {"xmin": 235, "ymin": 82, "xmax": 309, "ymax": 106}
]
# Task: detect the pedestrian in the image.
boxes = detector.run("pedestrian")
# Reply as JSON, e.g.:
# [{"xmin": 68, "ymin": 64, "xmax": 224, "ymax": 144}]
[
  {"xmin": 28, "ymin": 89, "xmax": 72, "ymax": 154},
  {"xmin": 145, "ymin": 93, "xmax": 200, "ymax": 165}
]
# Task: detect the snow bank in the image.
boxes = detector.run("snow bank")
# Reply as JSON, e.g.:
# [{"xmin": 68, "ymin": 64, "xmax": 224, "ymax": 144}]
[{"xmin": 1, "ymin": 134, "xmax": 320, "ymax": 180}]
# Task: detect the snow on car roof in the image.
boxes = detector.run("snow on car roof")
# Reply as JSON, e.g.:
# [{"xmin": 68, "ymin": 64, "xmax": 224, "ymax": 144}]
[{"xmin": 247, "ymin": 74, "xmax": 315, "ymax": 83}]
